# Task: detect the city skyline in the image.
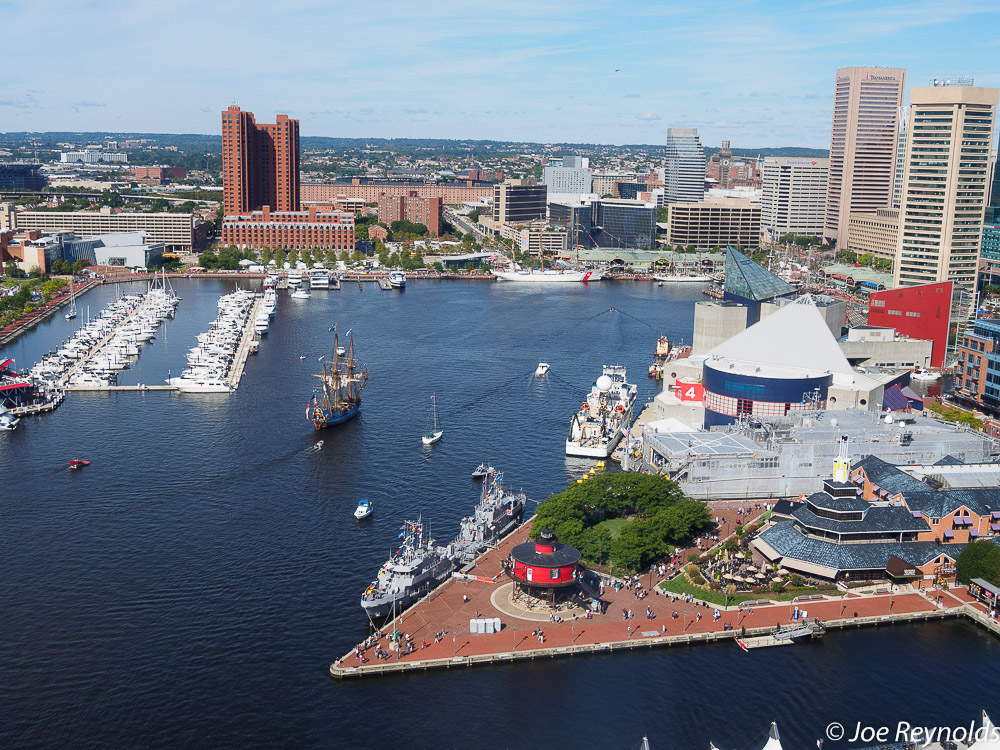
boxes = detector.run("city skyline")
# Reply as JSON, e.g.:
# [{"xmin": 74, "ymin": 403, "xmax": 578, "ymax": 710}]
[{"xmin": 1, "ymin": 0, "xmax": 999, "ymax": 146}]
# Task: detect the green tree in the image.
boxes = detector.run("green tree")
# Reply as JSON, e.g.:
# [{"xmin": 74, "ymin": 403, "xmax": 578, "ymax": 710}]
[
  {"xmin": 261, "ymin": 247, "xmax": 273, "ymax": 264},
  {"xmin": 274, "ymin": 248, "xmax": 287, "ymax": 266},
  {"xmin": 326, "ymin": 249, "xmax": 338, "ymax": 266},
  {"xmin": 656, "ymin": 206, "xmax": 669, "ymax": 223},
  {"xmin": 288, "ymin": 249, "xmax": 299, "ymax": 266},
  {"xmin": 71, "ymin": 259, "xmax": 87, "ymax": 274},
  {"xmin": 957, "ymin": 540, "xmax": 1000, "ymax": 586}
]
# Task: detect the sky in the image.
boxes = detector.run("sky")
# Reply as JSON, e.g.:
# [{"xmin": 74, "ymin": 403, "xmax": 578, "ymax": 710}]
[{"xmin": 1, "ymin": 0, "xmax": 999, "ymax": 148}]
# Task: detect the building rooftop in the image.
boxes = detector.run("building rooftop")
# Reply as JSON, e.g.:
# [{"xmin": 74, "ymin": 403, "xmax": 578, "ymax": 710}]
[
  {"xmin": 757, "ymin": 520, "xmax": 959, "ymax": 574},
  {"xmin": 724, "ymin": 246, "xmax": 796, "ymax": 302},
  {"xmin": 821, "ymin": 263, "xmax": 894, "ymax": 288}
]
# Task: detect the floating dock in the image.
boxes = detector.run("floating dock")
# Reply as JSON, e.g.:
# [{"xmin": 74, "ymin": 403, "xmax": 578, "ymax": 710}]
[
  {"xmin": 226, "ymin": 296, "xmax": 261, "ymax": 390},
  {"xmin": 63, "ymin": 384, "xmax": 177, "ymax": 392},
  {"xmin": 56, "ymin": 304, "xmax": 146, "ymax": 387}
]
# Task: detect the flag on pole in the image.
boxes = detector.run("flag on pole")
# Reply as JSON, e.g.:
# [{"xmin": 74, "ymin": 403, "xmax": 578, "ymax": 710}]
[
  {"xmin": 329, "ymin": 324, "xmax": 336, "ymax": 332},
  {"xmin": 318, "ymin": 354, "xmax": 325, "ymax": 362}
]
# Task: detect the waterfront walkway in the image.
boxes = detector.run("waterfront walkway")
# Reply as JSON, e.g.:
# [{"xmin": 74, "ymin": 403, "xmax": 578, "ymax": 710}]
[{"xmin": 331, "ymin": 516, "xmax": 999, "ymax": 680}]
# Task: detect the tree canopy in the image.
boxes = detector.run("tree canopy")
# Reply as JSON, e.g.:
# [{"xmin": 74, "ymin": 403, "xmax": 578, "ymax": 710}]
[
  {"xmin": 957, "ymin": 540, "xmax": 1000, "ymax": 586},
  {"xmin": 530, "ymin": 472, "xmax": 710, "ymax": 573}
]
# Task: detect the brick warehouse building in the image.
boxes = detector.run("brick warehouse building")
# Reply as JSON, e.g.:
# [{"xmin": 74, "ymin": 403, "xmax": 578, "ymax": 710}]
[
  {"xmin": 222, "ymin": 205, "xmax": 354, "ymax": 252},
  {"xmin": 377, "ymin": 192, "xmax": 442, "ymax": 236},
  {"xmin": 132, "ymin": 166, "xmax": 187, "ymax": 185},
  {"xmin": 302, "ymin": 180, "xmax": 492, "ymax": 205},
  {"xmin": 222, "ymin": 105, "xmax": 300, "ymax": 215},
  {"xmin": 866, "ymin": 281, "xmax": 952, "ymax": 369}
]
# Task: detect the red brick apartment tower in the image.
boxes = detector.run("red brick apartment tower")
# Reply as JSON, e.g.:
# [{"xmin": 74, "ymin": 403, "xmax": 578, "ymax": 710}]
[{"xmin": 222, "ymin": 106, "xmax": 300, "ymax": 216}]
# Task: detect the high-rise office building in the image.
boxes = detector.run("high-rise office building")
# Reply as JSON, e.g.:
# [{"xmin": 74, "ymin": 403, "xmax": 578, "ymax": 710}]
[
  {"xmin": 823, "ymin": 67, "xmax": 906, "ymax": 248},
  {"xmin": 988, "ymin": 147, "xmax": 1000, "ymax": 223},
  {"xmin": 893, "ymin": 85, "xmax": 998, "ymax": 296},
  {"xmin": 760, "ymin": 157, "xmax": 829, "ymax": 240},
  {"xmin": 492, "ymin": 179, "xmax": 547, "ymax": 224},
  {"xmin": 222, "ymin": 105, "xmax": 300, "ymax": 216},
  {"xmin": 892, "ymin": 112, "xmax": 908, "ymax": 209},
  {"xmin": 663, "ymin": 128, "xmax": 705, "ymax": 204},
  {"xmin": 543, "ymin": 155, "xmax": 592, "ymax": 194}
]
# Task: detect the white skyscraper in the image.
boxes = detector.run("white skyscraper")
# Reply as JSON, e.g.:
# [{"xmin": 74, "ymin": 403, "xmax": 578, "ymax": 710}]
[
  {"xmin": 761, "ymin": 157, "xmax": 830, "ymax": 240},
  {"xmin": 543, "ymin": 155, "xmax": 593, "ymax": 194},
  {"xmin": 663, "ymin": 128, "xmax": 705, "ymax": 204}
]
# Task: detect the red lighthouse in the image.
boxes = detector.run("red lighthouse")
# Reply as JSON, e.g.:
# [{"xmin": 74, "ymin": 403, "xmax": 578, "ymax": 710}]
[{"xmin": 508, "ymin": 528, "xmax": 582, "ymax": 609}]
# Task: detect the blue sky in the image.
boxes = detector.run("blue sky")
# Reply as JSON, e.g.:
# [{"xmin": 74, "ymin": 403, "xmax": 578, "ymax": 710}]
[{"xmin": 1, "ymin": 0, "xmax": 998, "ymax": 147}]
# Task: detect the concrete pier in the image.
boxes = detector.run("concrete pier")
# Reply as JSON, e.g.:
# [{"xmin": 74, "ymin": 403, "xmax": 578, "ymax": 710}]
[{"xmin": 227, "ymin": 297, "xmax": 261, "ymax": 390}]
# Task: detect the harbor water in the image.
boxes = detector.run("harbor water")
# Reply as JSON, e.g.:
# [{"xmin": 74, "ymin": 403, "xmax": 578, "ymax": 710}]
[{"xmin": 1, "ymin": 279, "xmax": 997, "ymax": 748}]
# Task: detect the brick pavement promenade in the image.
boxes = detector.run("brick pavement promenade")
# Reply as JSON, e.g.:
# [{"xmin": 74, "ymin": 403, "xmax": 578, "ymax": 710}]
[{"xmin": 331, "ymin": 514, "xmax": 976, "ymax": 679}]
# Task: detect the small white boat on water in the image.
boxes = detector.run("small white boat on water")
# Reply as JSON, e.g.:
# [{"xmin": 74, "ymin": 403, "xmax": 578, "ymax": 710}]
[
  {"xmin": 472, "ymin": 463, "xmax": 495, "ymax": 479},
  {"xmin": 0, "ymin": 405, "xmax": 20, "ymax": 430},
  {"xmin": 389, "ymin": 270, "xmax": 406, "ymax": 289},
  {"xmin": 65, "ymin": 279, "xmax": 78, "ymax": 320},
  {"xmin": 535, "ymin": 362, "xmax": 550, "ymax": 377},
  {"xmin": 421, "ymin": 394, "xmax": 443, "ymax": 445},
  {"xmin": 291, "ymin": 288, "xmax": 311, "ymax": 299},
  {"xmin": 912, "ymin": 368, "xmax": 941, "ymax": 381},
  {"xmin": 354, "ymin": 499, "xmax": 374, "ymax": 520}
]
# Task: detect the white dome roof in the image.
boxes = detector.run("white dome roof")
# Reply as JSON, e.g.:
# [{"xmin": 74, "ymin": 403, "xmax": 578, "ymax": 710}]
[{"xmin": 596, "ymin": 375, "xmax": 613, "ymax": 391}]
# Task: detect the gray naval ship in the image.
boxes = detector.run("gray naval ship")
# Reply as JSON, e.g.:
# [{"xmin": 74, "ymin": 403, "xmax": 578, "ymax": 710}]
[
  {"xmin": 360, "ymin": 470, "xmax": 528, "ymax": 619},
  {"xmin": 447, "ymin": 470, "xmax": 526, "ymax": 566},
  {"xmin": 361, "ymin": 518, "xmax": 453, "ymax": 620}
]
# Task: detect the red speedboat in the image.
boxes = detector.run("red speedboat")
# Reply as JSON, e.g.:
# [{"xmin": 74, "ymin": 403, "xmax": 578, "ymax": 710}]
[{"xmin": 69, "ymin": 459, "xmax": 91, "ymax": 470}]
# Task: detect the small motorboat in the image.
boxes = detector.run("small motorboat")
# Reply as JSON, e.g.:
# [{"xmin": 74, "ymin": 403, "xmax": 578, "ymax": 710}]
[
  {"xmin": 354, "ymin": 499, "xmax": 373, "ymax": 520},
  {"xmin": 0, "ymin": 406, "xmax": 19, "ymax": 431},
  {"xmin": 472, "ymin": 463, "xmax": 495, "ymax": 479},
  {"xmin": 291, "ymin": 289, "xmax": 311, "ymax": 300},
  {"xmin": 249, "ymin": 344, "xmax": 259, "ymax": 355},
  {"xmin": 69, "ymin": 459, "xmax": 91, "ymax": 470},
  {"xmin": 308, "ymin": 440, "xmax": 324, "ymax": 453},
  {"xmin": 912, "ymin": 368, "xmax": 941, "ymax": 382},
  {"xmin": 535, "ymin": 362, "xmax": 550, "ymax": 377}
]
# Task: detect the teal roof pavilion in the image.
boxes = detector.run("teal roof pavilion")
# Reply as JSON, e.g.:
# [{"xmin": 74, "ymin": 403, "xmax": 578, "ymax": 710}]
[{"xmin": 724, "ymin": 246, "xmax": 796, "ymax": 302}]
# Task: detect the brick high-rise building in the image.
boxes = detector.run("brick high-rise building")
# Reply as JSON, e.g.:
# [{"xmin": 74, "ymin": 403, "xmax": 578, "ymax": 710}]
[
  {"xmin": 221, "ymin": 105, "xmax": 300, "ymax": 216},
  {"xmin": 823, "ymin": 67, "xmax": 906, "ymax": 249},
  {"xmin": 377, "ymin": 191, "xmax": 443, "ymax": 236}
]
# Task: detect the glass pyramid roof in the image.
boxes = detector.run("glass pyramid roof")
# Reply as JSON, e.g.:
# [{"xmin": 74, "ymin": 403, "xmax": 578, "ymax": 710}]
[{"xmin": 724, "ymin": 246, "xmax": 796, "ymax": 302}]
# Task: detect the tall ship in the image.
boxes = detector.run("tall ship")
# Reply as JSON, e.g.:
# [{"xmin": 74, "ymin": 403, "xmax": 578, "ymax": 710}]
[
  {"xmin": 566, "ymin": 365, "xmax": 637, "ymax": 458},
  {"xmin": 361, "ymin": 519, "xmax": 453, "ymax": 619},
  {"xmin": 447, "ymin": 470, "xmax": 527, "ymax": 566},
  {"xmin": 306, "ymin": 327, "xmax": 369, "ymax": 429},
  {"xmin": 494, "ymin": 266, "xmax": 603, "ymax": 283}
]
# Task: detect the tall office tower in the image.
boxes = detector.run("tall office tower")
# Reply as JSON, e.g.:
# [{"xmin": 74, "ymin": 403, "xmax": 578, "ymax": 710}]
[
  {"xmin": 893, "ymin": 85, "xmax": 998, "ymax": 297},
  {"xmin": 760, "ymin": 157, "xmax": 830, "ymax": 240},
  {"xmin": 892, "ymin": 111, "xmax": 908, "ymax": 209},
  {"xmin": 493, "ymin": 178, "xmax": 547, "ymax": 224},
  {"xmin": 222, "ymin": 105, "xmax": 300, "ymax": 216},
  {"xmin": 823, "ymin": 67, "xmax": 906, "ymax": 248},
  {"xmin": 662, "ymin": 128, "xmax": 705, "ymax": 204},
  {"xmin": 988, "ymin": 147, "xmax": 1000, "ymax": 223}
]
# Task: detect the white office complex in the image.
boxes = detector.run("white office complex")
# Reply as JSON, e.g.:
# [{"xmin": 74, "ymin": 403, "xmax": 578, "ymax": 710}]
[
  {"xmin": 823, "ymin": 67, "xmax": 906, "ymax": 248},
  {"xmin": 760, "ymin": 157, "xmax": 829, "ymax": 240},
  {"xmin": 662, "ymin": 128, "xmax": 705, "ymax": 204},
  {"xmin": 59, "ymin": 151, "xmax": 128, "ymax": 164},
  {"xmin": 543, "ymin": 156, "xmax": 593, "ymax": 194},
  {"xmin": 893, "ymin": 84, "xmax": 998, "ymax": 296}
]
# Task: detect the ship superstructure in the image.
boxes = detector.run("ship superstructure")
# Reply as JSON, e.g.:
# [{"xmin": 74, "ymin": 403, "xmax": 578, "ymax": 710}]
[
  {"xmin": 448, "ymin": 471, "xmax": 526, "ymax": 565},
  {"xmin": 566, "ymin": 365, "xmax": 638, "ymax": 458},
  {"xmin": 361, "ymin": 519, "xmax": 453, "ymax": 619}
]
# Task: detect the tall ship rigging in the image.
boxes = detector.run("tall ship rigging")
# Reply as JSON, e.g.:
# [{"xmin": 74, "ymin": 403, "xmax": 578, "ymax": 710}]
[{"xmin": 306, "ymin": 326, "xmax": 369, "ymax": 429}]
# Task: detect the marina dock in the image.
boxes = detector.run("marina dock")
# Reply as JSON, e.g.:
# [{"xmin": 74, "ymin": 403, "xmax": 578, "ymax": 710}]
[
  {"xmin": 64, "ymin": 384, "xmax": 178, "ymax": 391},
  {"xmin": 226, "ymin": 296, "xmax": 261, "ymax": 389},
  {"xmin": 56, "ymin": 304, "xmax": 146, "ymax": 387},
  {"xmin": 330, "ymin": 519, "xmax": 999, "ymax": 680}
]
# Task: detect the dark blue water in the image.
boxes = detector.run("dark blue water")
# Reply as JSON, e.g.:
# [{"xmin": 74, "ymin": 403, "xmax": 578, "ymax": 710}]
[{"xmin": 2, "ymin": 279, "xmax": 997, "ymax": 749}]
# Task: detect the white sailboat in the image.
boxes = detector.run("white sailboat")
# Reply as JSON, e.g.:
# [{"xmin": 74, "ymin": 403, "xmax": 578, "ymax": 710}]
[
  {"xmin": 65, "ymin": 279, "xmax": 77, "ymax": 320},
  {"xmin": 421, "ymin": 394, "xmax": 443, "ymax": 445}
]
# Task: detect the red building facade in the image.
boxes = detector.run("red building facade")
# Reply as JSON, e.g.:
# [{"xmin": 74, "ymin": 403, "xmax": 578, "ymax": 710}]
[
  {"xmin": 132, "ymin": 166, "xmax": 187, "ymax": 185},
  {"xmin": 222, "ymin": 106, "xmax": 300, "ymax": 216},
  {"xmin": 221, "ymin": 205, "xmax": 354, "ymax": 251},
  {"xmin": 377, "ymin": 191, "xmax": 443, "ymax": 236},
  {"xmin": 867, "ymin": 281, "xmax": 952, "ymax": 368}
]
